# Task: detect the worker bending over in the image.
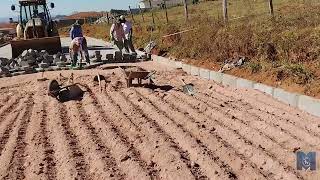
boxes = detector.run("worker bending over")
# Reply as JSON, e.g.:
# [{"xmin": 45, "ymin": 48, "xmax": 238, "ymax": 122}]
[{"xmin": 69, "ymin": 37, "xmax": 90, "ymax": 67}]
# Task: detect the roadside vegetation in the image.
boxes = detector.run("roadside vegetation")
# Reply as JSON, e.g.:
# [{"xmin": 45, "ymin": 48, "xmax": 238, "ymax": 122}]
[{"xmin": 59, "ymin": 0, "xmax": 320, "ymax": 98}]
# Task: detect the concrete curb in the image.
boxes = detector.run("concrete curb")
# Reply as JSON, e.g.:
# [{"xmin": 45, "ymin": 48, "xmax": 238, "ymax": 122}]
[
  {"xmin": 190, "ymin": 66, "xmax": 200, "ymax": 76},
  {"xmin": 253, "ymin": 83, "xmax": 274, "ymax": 96},
  {"xmin": 237, "ymin": 78, "xmax": 254, "ymax": 89},
  {"xmin": 209, "ymin": 71, "xmax": 222, "ymax": 84},
  {"xmin": 222, "ymin": 74, "xmax": 238, "ymax": 87},
  {"xmin": 199, "ymin": 68, "xmax": 210, "ymax": 80},
  {"xmin": 151, "ymin": 54, "xmax": 320, "ymax": 118},
  {"xmin": 298, "ymin": 95, "xmax": 320, "ymax": 117},
  {"xmin": 273, "ymin": 88, "xmax": 299, "ymax": 107}
]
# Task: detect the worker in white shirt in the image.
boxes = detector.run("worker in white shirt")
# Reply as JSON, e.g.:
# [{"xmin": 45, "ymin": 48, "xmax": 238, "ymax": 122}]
[{"xmin": 119, "ymin": 15, "xmax": 136, "ymax": 54}]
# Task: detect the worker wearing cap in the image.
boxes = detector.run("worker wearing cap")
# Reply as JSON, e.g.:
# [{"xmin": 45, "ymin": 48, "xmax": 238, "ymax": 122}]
[
  {"xmin": 70, "ymin": 20, "xmax": 83, "ymax": 40},
  {"xmin": 119, "ymin": 16, "xmax": 136, "ymax": 54},
  {"xmin": 69, "ymin": 37, "xmax": 90, "ymax": 67},
  {"xmin": 110, "ymin": 18, "xmax": 125, "ymax": 52}
]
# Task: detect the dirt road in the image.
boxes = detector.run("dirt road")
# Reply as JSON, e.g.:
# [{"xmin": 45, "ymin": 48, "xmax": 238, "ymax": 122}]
[{"xmin": 0, "ymin": 61, "xmax": 319, "ymax": 180}]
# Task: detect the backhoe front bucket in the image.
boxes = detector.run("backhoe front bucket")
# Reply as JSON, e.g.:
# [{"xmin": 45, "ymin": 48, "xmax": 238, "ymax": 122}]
[{"xmin": 11, "ymin": 36, "xmax": 62, "ymax": 58}]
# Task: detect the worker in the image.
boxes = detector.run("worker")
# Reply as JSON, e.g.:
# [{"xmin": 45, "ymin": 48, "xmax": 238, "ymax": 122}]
[
  {"xmin": 119, "ymin": 15, "xmax": 136, "ymax": 54},
  {"xmin": 110, "ymin": 18, "xmax": 125, "ymax": 52},
  {"xmin": 70, "ymin": 20, "xmax": 83, "ymax": 40},
  {"xmin": 69, "ymin": 37, "xmax": 90, "ymax": 67}
]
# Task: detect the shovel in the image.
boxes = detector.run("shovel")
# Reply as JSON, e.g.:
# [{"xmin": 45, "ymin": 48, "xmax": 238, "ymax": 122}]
[{"xmin": 181, "ymin": 79, "xmax": 195, "ymax": 96}]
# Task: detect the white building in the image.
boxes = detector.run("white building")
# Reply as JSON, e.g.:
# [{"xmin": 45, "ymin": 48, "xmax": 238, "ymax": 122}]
[{"xmin": 139, "ymin": 0, "xmax": 184, "ymax": 9}]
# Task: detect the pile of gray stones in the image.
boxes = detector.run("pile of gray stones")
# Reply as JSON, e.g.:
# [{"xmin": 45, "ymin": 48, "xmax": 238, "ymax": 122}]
[
  {"xmin": 0, "ymin": 49, "xmax": 68, "ymax": 77},
  {"xmin": 0, "ymin": 49, "xmax": 145, "ymax": 77}
]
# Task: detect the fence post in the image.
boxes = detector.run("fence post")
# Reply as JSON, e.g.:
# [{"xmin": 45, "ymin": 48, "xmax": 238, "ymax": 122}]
[
  {"xmin": 129, "ymin": 6, "xmax": 135, "ymax": 23},
  {"xmin": 183, "ymin": 0, "xmax": 189, "ymax": 22},
  {"xmin": 106, "ymin": 12, "xmax": 110, "ymax": 24},
  {"xmin": 268, "ymin": 0, "xmax": 274, "ymax": 16},
  {"xmin": 149, "ymin": 0, "xmax": 155, "ymax": 24},
  {"xmin": 223, "ymin": 0, "xmax": 228, "ymax": 22},
  {"xmin": 138, "ymin": 5, "xmax": 145, "ymax": 22},
  {"xmin": 164, "ymin": 0, "xmax": 169, "ymax": 23}
]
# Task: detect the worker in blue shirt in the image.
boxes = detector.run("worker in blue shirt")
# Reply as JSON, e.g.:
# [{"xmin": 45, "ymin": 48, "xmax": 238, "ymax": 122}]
[{"xmin": 70, "ymin": 20, "xmax": 83, "ymax": 40}]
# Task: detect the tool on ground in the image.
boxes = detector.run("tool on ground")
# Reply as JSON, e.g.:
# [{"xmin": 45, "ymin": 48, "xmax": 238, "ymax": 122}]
[
  {"xmin": 181, "ymin": 79, "xmax": 195, "ymax": 96},
  {"xmin": 93, "ymin": 74, "xmax": 107, "ymax": 92},
  {"xmin": 10, "ymin": 0, "xmax": 61, "ymax": 58},
  {"xmin": 37, "ymin": 71, "xmax": 48, "ymax": 81}
]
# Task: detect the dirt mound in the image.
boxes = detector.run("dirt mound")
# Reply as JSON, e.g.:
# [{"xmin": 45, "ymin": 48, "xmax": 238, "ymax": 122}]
[{"xmin": 0, "ymin": 61, "xmax": 318, "ymax": 179}]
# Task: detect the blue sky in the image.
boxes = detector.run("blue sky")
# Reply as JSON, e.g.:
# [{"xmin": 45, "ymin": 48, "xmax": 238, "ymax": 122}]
[{"xmin": 0, "ymin": 0, "xmax": 140, "ymax": 18}]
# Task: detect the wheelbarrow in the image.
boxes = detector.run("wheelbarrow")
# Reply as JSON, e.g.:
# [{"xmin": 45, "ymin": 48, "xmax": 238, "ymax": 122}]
[{"xmin": 124, "ymin": 70, "xmax": 155, "ymax": 88}]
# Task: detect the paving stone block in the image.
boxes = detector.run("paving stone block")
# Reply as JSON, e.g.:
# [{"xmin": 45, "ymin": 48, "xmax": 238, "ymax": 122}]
[
  {"xmin": 209, "ymin": 71, "xmax": 222, "ymax": 84},
  {"xmin": 253, "ymin": 83, "xmax": 274, "ymax": 96},
  {"xmin": 273, "ymin": 88, "xmax": 299, "ymax": 107},
  {"xmin": 222, "ymin": 74, "xmax": 238, "ymax": 87},
  {"xmin": 236, "ymin": 78, "xmax": 254, "ymax": 89},
  {"xmin": 190, "ymin": 66, "xmax": 200, "ymax": 76},
  {"xmin": 298, "ymin": 95, "xmax": 320, "ymax": 117},
  {"xmin": 199, "ymin": 68, "xmax": 210, "ymax": 79}
]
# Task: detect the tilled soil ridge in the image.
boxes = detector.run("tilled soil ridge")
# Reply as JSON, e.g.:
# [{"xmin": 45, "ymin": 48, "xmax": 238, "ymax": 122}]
[{"xmin": 0, "ymin": 61, "xmax": 319, "ymax": 180}]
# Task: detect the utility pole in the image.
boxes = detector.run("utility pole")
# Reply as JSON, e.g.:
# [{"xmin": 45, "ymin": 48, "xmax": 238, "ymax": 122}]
[
  {"xmin": 223, "ymin": 0, "xmax": 228, "ymax": 22},
  {"xmin": 149, "ymin": 0, "xmax": 155, "ymax": 24},
  {"xmin": 129, "ymin": 6, "xmax": 135, "ymax": 23},
  {"xmin": 183, "ymin": 0, "xmax": 189, "ymax": 22},
  {"xmin": 268, "ymin": 0, "xmax": 274, "ymax": 16}
]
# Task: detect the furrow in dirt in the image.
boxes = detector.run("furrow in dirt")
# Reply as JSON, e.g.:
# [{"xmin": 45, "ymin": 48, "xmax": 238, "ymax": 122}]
[
  {"xmin": 0, "ymin": 95, "xmax": 11, "ymax": 109},
  {"xmin": 105, "ymin": 90, "xmax": 204, "ymax": 179},
  {"xmin": 143, "ymin": 88, "xmax": 302, "ymax": 180},
  {"xmin": 4, "ymin": 95, "xmax": 34, "ymax": 180},
  {"xmin": 192, "ymin": 92, "xmax": 314, "ymax": 151},
  {"xmin": 40, "ymin": 100, "xmax": 58, "ymax": 180},
  {"xmin": 45, "ymin": 98, "xmax": 84, "ymax": 179},
  {"xmin": 167, "ymin": 90, "xmax": 304, "ymax": 179},
  {"xmin": 0, "ymin": 107, "xmax": 27, "ymax": 179},
  {"xmin": 56, "ymin": 103, "xmax": 91, "ymax": 179},
  {"xmin": 171, "ymin": 91, "xmax": 308, "ymax": 179},
  {"xmin": 67, "ymin": 100, "xmax": 126, "ymax": 179},
  {"xmin": 208, "ymin": 85, "xmax": 320, "ymax": 140},
  {"xmin": 85, "ymin": 88, "xmax": 155, "ymax": 179},
  {"xmin": 0, "ymin": 96, "xmax": 22, "ymax": 125},
  {"xmin": 196, "ymin": 91, "xmax": 320, "ymax": 149},
  {"xmin": 137, "ymin": 89, "xmax": 269, "ymax": 179},
  {"xmin": 0, "ymin": 98, "xmax": 25, "ymax": 155},
  {"xmin": 122, "ymin": 88, "xmax": 240, "ymax": 180},
  {"xmin": 0, "ymin": 112, "xmax": 21, "ymax": 155}
]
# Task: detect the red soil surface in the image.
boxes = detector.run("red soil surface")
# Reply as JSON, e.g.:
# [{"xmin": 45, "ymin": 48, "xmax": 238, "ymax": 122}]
[{"xmin": 0, "ymin": 61, "xmax": 319, "ymax": 179}]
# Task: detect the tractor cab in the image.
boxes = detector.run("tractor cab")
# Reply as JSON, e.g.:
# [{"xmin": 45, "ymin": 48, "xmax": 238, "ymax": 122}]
[
  {"xmin": 10, "ymin": 0, "xmax": 61, "ymax": 59},
  {"xmin": 11, "ymin": 0, "xmax": 56, "ymax": 39}
]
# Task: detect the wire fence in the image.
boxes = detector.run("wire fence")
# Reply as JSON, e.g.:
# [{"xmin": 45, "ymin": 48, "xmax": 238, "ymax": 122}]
[{"xmin": 119, "ymin": 0, "xmax": 320, "ymax": 26}]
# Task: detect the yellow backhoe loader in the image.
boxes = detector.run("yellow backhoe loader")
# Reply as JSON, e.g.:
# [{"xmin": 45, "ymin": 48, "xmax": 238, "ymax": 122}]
[{"xmin": 10, "ymin": 0, "xmax": 61, "ymax": 58}]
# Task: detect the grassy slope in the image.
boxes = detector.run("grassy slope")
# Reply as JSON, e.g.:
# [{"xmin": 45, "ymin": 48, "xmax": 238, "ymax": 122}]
[{"xmin": 60, "ymin": 0, "xmax": 320, "ymax": 98}]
